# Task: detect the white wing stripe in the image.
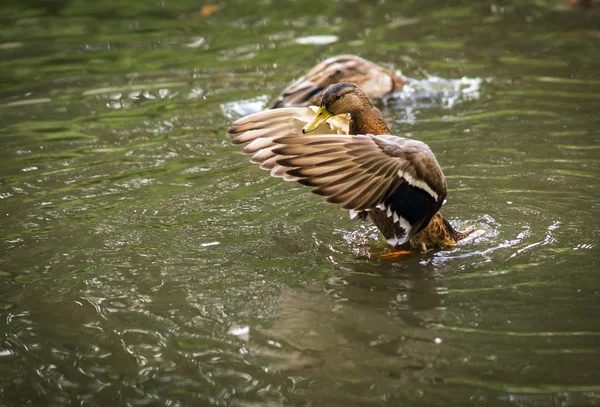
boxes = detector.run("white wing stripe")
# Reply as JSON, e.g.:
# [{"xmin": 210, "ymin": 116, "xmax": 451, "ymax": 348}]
[{"xmin": 399, "ymin": 171, "xmax": 439, "ymax": 201}]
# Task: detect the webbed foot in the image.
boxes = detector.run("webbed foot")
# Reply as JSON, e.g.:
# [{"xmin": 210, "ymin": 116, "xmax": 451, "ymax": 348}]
[{"xmin": 379, "ymin": 250, "xmax": 414, "ymax": 259}]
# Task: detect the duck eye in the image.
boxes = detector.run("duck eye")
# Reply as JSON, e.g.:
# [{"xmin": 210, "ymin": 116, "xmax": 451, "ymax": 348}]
[{"xmin": 335, "ymin": 94, "xmax": 343, "ymax": 101}]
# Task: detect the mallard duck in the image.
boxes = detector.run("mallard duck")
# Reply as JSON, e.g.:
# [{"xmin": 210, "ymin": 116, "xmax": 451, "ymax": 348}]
[
  {"xmin": 230, "ymin": 83, "xmax": 473, "ymax": 253},
  {"xmin": 272, "ymin": 54, "xmax": 407, "ymax": 108}
]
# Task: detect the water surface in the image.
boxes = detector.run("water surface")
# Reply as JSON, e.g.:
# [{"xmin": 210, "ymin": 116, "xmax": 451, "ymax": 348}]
[{"xmin": 1, "ymin": 1, "xmax": 599, "ymax": 406}]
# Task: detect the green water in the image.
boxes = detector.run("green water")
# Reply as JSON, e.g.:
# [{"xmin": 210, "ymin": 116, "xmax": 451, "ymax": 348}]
[{"xmin": 1, "ymin": 1, "xmax": 599, "ymax": 406}]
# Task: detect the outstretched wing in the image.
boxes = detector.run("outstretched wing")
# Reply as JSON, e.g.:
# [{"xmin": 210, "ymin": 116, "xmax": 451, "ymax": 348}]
[
  {"xmin": 229, "ymin": 107, "xmax": 348, "ymax": 172},
  {"xmin": 267, "ymin": 134, "xmax": 446, "ymax": 210},
  {"xmin": 229, "ymin": 112, "xmax": 447, "ymax": 244}
]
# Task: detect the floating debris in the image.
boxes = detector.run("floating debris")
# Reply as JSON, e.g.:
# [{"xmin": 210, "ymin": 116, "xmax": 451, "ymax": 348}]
[
  {"xmin": 200, "ymin": 241, "xmax": 220, "ymax": 248},
  {"xmin": 295, "ymin": 35, "xmax": 338, "ymax": 45},
  {"xmin": 228, "ymin": 325, "xmax": 250, "ymax": 342},
  {"xmin": 185, "ymin": 37, "xmax": 206, "ymax": 49}
]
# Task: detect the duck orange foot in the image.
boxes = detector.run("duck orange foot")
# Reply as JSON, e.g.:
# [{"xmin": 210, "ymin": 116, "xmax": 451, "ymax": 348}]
[{"xmin": 379, "ymin": 250, "xmax": 414, "ymax": 259}]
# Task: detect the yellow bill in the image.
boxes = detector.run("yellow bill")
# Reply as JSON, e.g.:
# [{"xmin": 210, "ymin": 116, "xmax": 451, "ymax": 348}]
[{"xmin": 302, "ymin": 106, "xmax": 333, "ymax": 134}]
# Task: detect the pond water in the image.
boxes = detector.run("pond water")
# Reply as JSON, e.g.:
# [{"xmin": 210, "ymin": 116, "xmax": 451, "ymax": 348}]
[{"xmin": 1, "ymin": 1, "xmax": 599, "ymax": 406}]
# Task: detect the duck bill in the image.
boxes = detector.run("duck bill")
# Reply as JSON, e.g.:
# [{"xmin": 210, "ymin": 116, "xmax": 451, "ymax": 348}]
[{"xmin": 302, "ymin": 106, "xmax": 333, "ymax": 134}]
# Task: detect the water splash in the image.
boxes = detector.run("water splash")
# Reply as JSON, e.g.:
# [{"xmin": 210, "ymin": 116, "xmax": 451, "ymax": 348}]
[
  {"xmin": 222, "ymin": 75, "xmax": 485, "ymax": 119},
  {"xmin": 385, "ymin": 74, "xmax": 485, "ymax": 109}
]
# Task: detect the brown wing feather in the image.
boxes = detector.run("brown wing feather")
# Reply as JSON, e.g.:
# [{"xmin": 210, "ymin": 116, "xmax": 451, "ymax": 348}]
[
  {"xmin": 229, "ymin": 107, "xmax": 349, "ymax": 172},
  {"xmin": 229, "ymin": 108, "xmax": 447, "ymax": 211}
]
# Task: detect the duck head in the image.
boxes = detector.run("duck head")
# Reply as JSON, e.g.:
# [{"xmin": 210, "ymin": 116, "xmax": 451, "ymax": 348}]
[{"xmin": 302, "ymin": 82, "xmax": 372, "ymax": 133}]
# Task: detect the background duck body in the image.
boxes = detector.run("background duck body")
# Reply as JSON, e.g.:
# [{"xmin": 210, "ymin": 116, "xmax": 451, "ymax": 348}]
[{"xmin": 272, "ymin": 54, "xmax": 407, "ymax": 108}]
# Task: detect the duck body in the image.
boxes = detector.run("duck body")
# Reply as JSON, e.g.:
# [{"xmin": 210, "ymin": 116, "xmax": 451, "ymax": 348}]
[
  {"xmin": 272, "ymin": 54, "xmax": 407, "ymax": 108},
  {"xmin": 230, "ymin": 83, "xmax": 462, "ymax": 250},
  {"xmin": 413, "ymin": 212, "xmax": 473, "ymax": 251},
  {"xmin": 325, "ymin": 92, "xmax": 446, "ymax": 246}
]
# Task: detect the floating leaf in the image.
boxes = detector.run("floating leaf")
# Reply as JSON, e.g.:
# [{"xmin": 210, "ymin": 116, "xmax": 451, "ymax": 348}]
[
  {"xmin": 14, "ymin": 274, "xmax": 41, "ymax": 284},
  {"xmin": 200, "ymin": 4, "xmax": 220, "ymax": 17},
  {"xmin": 0, "ymin": 303, "xmax": 13, "ymax": 311}
]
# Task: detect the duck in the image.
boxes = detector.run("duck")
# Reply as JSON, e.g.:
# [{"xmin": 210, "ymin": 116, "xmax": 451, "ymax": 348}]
[
  {"xmin": 272, "ymin": 54, "xmax": 407, "ymax": 108},
  {"xmin": 229, "ymin": 83, "xmax": 474, "ymax": 254}
]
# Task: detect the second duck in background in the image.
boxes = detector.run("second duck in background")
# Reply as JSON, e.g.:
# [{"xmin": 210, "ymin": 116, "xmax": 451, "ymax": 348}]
[{"xmin": 272, "ymin": 54, "xmax": 407, "ymax": 108}]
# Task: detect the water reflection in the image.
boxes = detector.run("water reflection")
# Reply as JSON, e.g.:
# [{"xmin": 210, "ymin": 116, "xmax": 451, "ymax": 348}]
[{"xmin": 247, "ymin": 270, "xmax": 446, "ymax": 403}]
